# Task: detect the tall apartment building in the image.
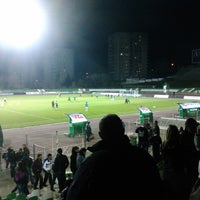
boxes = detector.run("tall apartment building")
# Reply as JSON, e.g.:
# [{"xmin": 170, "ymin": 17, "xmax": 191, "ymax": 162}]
[{"xmin": 108, "ymin": 32, "xmax": 148, "ymax": 82}]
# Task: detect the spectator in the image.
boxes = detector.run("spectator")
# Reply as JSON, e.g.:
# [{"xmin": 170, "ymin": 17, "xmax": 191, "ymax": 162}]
[
  {"xmin": 2, "ymin": 148, "xmax": 10, "ymax": 169},
  {"xmin": 70, "ymin": 146, "xmax": 79, "ymax": 177},
  {"xmin": 135, "ymin": 123, "xmax": 149, "ymax": 151},
  {"xmin": 76, "ymin": 147, "xmax": 87, "ymax": 169},
  {"xmin": 21, "ymin": 152, "xmax": 34, "ymax": 186},
  {"xmin": 194, "ymin": 124, "xmax": 200, "ymax": 152},
  {"xmin": 180, "ymin": 118, "xmax": 199, "ymax": 197},
  {"xmin": 43, "ymin": 153, "xmax": 53, "ymax": 187},
  {"xmin": 22, "ymin": 144, "xmax": 30, "ymax": 156},
  {"xmin": 189, "ymin": 160, "xmax": 200, "ymax": 200},
  {"xmin": 149, "ymin": 120, "xmax": 161, "ymax": 161},
  {"xmin": 51, "ymin": 148, "xmax": 69, "ymax": 193},
  {"xmin": 153, "ymin": 120, "xmax": 160, "ymax": 136},
  {"xmin": 161, "ymin": 124, "xmax": 186, "ymax": 200},
  {"xmin": 146, "ymin": 122, "xmax": 153, "ymax": 139},
  {"xmin": 13, "ymin": 161, "xmax": 29, "ymax": 195},
  {"xmin": 179, "ymin": 126, "xmax": 184, "ymax": 134},
  {"xmin": 15, "ymin": 148, "xmax": 23, "ymax": 162},
  {"xmin": 66, "ymin": 114, "xmax": 163, "ymax": 200},
  {"xmin": 7, "ymin": 148, "xmax": 17, "ymax": 178},
  {"xmin": 149, "ymin": 124, "xmax": 162, "ymax": 163},
  {"xmin": 32, "ymin": 153, "xmax": 43, "ymax": 190}
]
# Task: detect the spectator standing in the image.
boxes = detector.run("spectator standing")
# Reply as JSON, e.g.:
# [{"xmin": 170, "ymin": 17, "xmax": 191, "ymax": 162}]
[
  {"xmin": 180, "ymin": 118, "xmax": 199, "ymax": 198},
  {"xmin": 70, "ymin": 146, "xmax": 79, "ymax": 177},
  {"xmin": 161, "ymin": 125, "xmax": 186, "ymax": 200},
  {"xmin": 51, "ymin": 148, "xmax": 69, "ymax": 193},
  {"xmin": 15, "ymin": 148, "xmax": 23, "ymax": 162},
  {"xmin": 22, "ymin": 144, "xmax": 30, "ymax": 156},
  {"xmin": 76, "ymin": 147, "xmax": 87, "ymax": 169},
  {"xmin": 32, "ymin": 153, "xmax": 43, "ymax": 190},
  {"xmin": 189, "ymin": 160, "xmax": 200, "ymax": 200},
  {"xmin": 153, "ymin": 120, "xmax": 160, "ymax": 136},
  {"xmin": 13, "ymin": 161, "xmax": 29, "ymax": 195},
  {"xmin": 135, "ymin": 123, "xmax": 149, "ymax": 151},
  {"xmin": 3, "ymin": 148, "xmax": 10, "ymax": 169},
  {"xmin": 194, "ymin": 124, "xmax": 200, "ymax": 152},
  {"xmin": 189, "ymin": 123, "xmax": 200, "ymax": 200},
  {"xmin": 43, "ymin": 153, "xmax": 53, "ymax": 187},
  {"xmin": 149, "ymin": 120, "xmax": 162, "ymax": 163},
  {"xmin": 22, "ymin": 152, "xmax": 34, "ymax": 186},
  {"xmin": 146, "ymin": 122, "xmax": 153, "ymax": 139},
  {"xmin": 179, "ymin": 126, "xmax": 184, "ymax": 134},
  {"xmin": 66, "ymin": 114, "xmax": 163, "ymax": 200},
  {"xmin": 7, "ymin": 148, "xmax": 17, "ymax": 178}
]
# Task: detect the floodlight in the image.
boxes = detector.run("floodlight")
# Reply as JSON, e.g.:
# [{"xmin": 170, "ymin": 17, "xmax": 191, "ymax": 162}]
[{"xmin": 0, "ymin": 0, "xmax": 46, "ymax": 49}]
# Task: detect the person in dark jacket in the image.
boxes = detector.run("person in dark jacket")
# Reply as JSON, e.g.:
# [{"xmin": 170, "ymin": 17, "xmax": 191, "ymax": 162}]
[
  {"xmin": 22, "ymin": 152, "xmax": 34, "ymax": 186},
  {"xmin": 32, "ymin": 153, "xmax": 43, "ymax": 190},
  {"xmin": 70, "ymin": 146, "xmax": 79, "ymax": 177},
  {"xmin": 180, "ymin": 118, "xmax": 199, "ymax": 199},
  {"xmin": 135, "ymin": 123, "xmax": 149, "ymax": 151},
  {"xmin": 7, "ymin": 147, "xmax": 17, "ymax": 178},
  {"xmin": 161, "ymin": 125, "xmax": 186, "ymax": 200},
  {"xmin": 149, "ymin": 120, "xmax": 162, "ymax": 163},
  {"xmin": 13, "ymin": 161, "xmax": 29, "ymax": 195},
  {"xmin": 51, "ymin": 148, "xmax": 69, "ymax": 193},
  {"xmin": 76, "ymin": 147, "xmax": 87, "ymax": 169},
  {"xmin": 66, "ymin": 114, "xmax": 164, "ymax": 200}
]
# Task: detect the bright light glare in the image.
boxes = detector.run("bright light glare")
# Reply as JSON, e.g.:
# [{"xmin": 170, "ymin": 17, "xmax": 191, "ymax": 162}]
[{"xmin": 0, "ymin": 0, "xmax": 46, "ymax": 48}]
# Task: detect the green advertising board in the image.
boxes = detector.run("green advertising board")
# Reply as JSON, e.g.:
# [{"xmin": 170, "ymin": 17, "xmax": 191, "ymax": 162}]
[
  {"xmin": 178, "ymin": 102, "xmax": 200, "ymax": 118},
  {"xmin": 66, "ymin": 113, "xmax": 88, "ymax": 137},
  {"xmin": 138, "ymin": 106, "xmax": 153, "ymax": 124}
]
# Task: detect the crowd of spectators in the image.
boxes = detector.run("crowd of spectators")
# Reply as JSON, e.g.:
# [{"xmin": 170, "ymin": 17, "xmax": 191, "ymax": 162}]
[{"xmin": 1, "ymin": 114, "xmax": 200, "ymax": 200}]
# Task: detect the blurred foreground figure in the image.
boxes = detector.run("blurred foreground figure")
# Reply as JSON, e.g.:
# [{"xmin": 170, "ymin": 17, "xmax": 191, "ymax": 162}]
[
  {"xmin": 180, "ymin": 118, "xmax": 199, "ymax": 199},
  {"xmin": 66, "ymin": 114, "xmax": 164, "ymax": 200}
]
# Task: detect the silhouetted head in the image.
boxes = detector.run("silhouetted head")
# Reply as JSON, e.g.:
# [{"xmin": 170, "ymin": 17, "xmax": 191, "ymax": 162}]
[
  {"xmin": 79, "ymin": 147, "xmax": 87, "ymax": 156},
  {"xmin": 185, "ymin": 118, "xmax": 198, "ymax": 134},
  {"xmin": 166, "ymin": 124, "xmax": 180, "ymax": 143},
  {"xmin": 57, "ymin": 148, "xmax": 63, "ymax": 154},
  {"xmin": 99, "ymin": 114, "xmax": 125, "ymax": 141},
  {"xmin": 37, "ymin": 153, "xmax": 42, "ymax": 160},
  {"xmin": 71, "ymin": 146, "xmax": 79, "ymax": 153},
  {"xmin": 47, "ymin": 153, "xmax": 52, "ymax": 159}
]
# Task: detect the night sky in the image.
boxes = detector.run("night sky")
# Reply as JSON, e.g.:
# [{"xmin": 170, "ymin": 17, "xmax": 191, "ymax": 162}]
[
  {"xmin": 51, "ymin": 0, "xmax": 199, "ymax": 76},
  {"xmin": 2, "ymin": 0, "xmax": 200, "ymax": 78}
]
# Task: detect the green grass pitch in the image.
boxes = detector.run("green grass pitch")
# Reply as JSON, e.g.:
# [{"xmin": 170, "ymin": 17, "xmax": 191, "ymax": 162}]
[{"xmin": 0, "ymin": 94, "xmax": 190, "ymax": 129}]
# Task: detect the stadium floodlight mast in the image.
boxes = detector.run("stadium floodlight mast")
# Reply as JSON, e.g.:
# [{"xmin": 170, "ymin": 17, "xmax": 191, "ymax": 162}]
[{"xmin": 0, "ymin": 0, "xmax": 46, "ymax": 49}]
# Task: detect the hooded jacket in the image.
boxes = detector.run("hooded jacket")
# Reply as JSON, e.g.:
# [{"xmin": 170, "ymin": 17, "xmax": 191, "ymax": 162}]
[{"xmin": 66, "ymin": 135, "xmax": 163, "ymax": 200}]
